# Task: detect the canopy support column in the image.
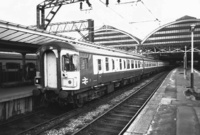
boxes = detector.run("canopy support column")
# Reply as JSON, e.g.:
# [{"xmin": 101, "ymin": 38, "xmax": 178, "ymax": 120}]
[{"xmin": 21, "ymin": 53, "xmax": 26, "ymax": 82}]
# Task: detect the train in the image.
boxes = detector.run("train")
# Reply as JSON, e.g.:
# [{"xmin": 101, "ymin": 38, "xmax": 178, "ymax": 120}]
[
  {"xmin": 0, "ymin": 52, "xmax": 36, "ymax": 87},
  {"xmin": 33, "ymin": 41, "xmax": 168, "ymax": 107}
]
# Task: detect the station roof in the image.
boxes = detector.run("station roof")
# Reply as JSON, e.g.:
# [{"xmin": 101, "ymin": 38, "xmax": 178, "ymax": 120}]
[
  {"xmin": 140, "ymin": 16, "xmax": 200, "ymax": 60},
  {"xmin": 0, "ymin": 20, "xmax": 142, "ymax": 57},
  {"xmin": 0, "ymin": 20, "xmax": 76, "ymax": 53},
  {"xmin": 0, "ymin": 15, "xmax": 199, "ymax": 62},
  {"xmin": 87, "ymin": 25, "xmax": 141, "ymax": 52}
]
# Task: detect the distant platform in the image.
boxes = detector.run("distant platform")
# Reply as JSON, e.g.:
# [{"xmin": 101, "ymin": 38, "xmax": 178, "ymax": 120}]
[{"xmin": 124, "ymin": 68, "xmax": 200, "ymax": 135}]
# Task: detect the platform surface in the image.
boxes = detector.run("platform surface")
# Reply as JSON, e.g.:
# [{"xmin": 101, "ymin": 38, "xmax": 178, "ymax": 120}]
[
  {"xmin": 0, "ymin": 85, "xmax": 35, "ymax": 103},
  {"xmin": 124, "ymin": 68, "xmax": 200, "ymax": 135}
]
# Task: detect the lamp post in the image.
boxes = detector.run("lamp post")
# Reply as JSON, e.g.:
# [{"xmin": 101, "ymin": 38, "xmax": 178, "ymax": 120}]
[
  {"xmin": 184, "ymin": 46, "xmax": 187, "ymax": 79},
  {"xmin": 190, "ymin": 24, "xmax": 196, "ymax": 91}
]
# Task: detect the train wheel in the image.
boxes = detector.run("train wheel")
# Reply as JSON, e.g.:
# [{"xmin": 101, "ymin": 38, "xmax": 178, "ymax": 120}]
[
  {"xmin": 58, "ymin": 99, "xmax": 68, "ymax": 107},
  {"xmin": 41, "ymin": 95, "xmax": 49, "ymax": 107},
  {"xmin": 75, "ymin": 98, "xmax": 84, "ymax": 108}
]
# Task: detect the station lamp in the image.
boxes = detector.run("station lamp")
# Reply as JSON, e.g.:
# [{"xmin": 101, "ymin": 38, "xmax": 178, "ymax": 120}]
[{"xmin": 190, "ymin": 24, "xmax": 196, "ymax": 91}]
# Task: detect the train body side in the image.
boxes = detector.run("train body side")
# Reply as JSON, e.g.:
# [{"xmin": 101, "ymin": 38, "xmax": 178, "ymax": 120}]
[
  {"xmin": 34, "ymin": 41, "xmax": 167, "ymax": 106},
  {"xmin": 79, "ymin": 53, "xmax": 143, "ymax": 90}
]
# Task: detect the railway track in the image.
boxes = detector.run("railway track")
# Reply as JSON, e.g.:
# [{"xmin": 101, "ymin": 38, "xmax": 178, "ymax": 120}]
[
  {"xmin": 40, "ymin": 72, "xmax": 167, "ymax": 135},
  {"xmin": 0, "ymin": 106, "xmax": 69, "ymax": 135},
  {"xmin": 73, "ymin": 72, "xmax": 167, "ymax": 135},
  {"xmin": 0, "ymin": 72, "xmax": 168, "ymax": 135}
]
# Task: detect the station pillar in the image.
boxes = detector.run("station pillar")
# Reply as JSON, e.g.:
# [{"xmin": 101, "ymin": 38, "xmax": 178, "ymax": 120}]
[{"xmin": 21, "ymin": 53, "xmax": 26, "ymax": 82}]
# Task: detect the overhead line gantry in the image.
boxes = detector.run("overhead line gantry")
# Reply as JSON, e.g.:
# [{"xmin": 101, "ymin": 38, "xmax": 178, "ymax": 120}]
[{"xmin": 36, "ymin": 0, "xmax": 91, "ymax": 30}]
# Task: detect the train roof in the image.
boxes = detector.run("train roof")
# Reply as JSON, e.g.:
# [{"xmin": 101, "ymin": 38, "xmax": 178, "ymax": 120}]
[
  {"xmin": 0, "ymin": 51, "xmax": 36, "ymax": 59},
  {"xmin": 40, "ymin": 41, "xmax": 160, "ymax": 61}
]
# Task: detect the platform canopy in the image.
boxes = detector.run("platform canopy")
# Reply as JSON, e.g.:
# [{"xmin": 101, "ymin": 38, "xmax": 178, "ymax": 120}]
[
  {"xmin": 86, "ymin": 25, "xmax": 141, "ymax": 53},
  {"xmin": 0, "ymin": 20, "xmax": 76, "ymax": 53},
  {"xmin": 0, "ymin": 20, "xmax": 142, "ymax": 58},
  {"xmin": 139, "ymin": 16, "xmax": 200, "ymax": 61}
]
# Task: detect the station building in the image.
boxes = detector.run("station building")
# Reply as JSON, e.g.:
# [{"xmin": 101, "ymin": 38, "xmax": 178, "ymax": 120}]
[
  {"xmin": 86, "ymin": 25, "xmax": 141, "ymax": 53},
  {"xmin": 0, "ymin": 15, "xmax": 199, "ymax": 122}
]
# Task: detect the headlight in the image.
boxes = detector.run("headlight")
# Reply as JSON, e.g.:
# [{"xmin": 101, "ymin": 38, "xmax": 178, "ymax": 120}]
[
  {"xmin": 35, "ymin": 71, "xmax": 41, "ymax": 85},
  {"xmin": 63, "ymin": 78, "xmax": 77, "ymax": 87},
  {"xmin": 35, "ymin": 77, "xmax": 41, "ymax": 85}
]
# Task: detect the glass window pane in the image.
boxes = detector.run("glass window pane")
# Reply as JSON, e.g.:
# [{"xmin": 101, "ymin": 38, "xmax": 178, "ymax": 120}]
[
  {"xmin": 0, "ymin": 30, "xmax": 16, "ymax": 38},
  {"xmin": 2, "ymin": 31, "xmax": 23, "ymax": 40}
]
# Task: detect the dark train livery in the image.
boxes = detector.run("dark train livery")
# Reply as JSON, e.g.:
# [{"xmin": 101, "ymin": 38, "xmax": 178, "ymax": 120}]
[
  {"xmin": 33, "ymin": 41, "xmax": 168, "ymax": 107},
  {"xmin": 0, "ymin": 52, "xmax": 36, "ymax": 87}
]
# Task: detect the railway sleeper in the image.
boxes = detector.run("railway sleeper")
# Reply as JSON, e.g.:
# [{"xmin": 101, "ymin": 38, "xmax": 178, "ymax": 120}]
[
  {"xmin": 113, "ymin": 110, "xmax": 135, "ymax": 116},
  {"xmin": 93, "ymin": 126, "xmax": 121, "ymax": 134},
  {"xmin": 103, "ymin": 115, "xmax": 130, "ymax": 122},
  {"xmin": 113, "ymin": 108, "xmax": 137, "ymax": 114},
  {"xmin": 94, "ymin": 122, "xmax": 125, "ymax": 129},
  {"xmin": 123, "ymin": 104, "xmax": 141, "ymax": 108},
  {"xmin": 108, "ymin": 112, "xmax": 132, "ymax": 118}
]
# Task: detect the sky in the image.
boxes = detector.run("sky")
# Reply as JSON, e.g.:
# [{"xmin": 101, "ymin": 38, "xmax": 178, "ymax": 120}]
[{"xmin": 0, "ymin": 0, "xmax": 200, "ymax": 39}]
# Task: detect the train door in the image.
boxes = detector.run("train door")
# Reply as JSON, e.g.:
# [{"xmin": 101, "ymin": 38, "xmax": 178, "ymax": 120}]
[
  {"xmin": 97, "ymin": 59, "xmax": 103, "ymax": 83},
  {"xmin": 93, "ymin": 55, "xmax": 103, "ymax": 84},
  {"xmin": 44, "ymin": 50, "xmax": 57, "ymax": 88}
]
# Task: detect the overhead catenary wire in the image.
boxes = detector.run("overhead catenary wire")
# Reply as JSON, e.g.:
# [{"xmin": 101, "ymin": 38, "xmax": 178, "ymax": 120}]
[
  {"xmin": 116, "ymin": 0, "xmax": 161, "ymax": 25},
  {"xmin": 139, "ymin": 0, "xmax": 161, "ymax": 23}
]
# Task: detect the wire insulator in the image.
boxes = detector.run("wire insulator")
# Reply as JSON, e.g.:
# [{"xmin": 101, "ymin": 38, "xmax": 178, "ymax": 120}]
[
  {"xmin": 80, "ymin": 2, "xmax": 83, "ymax": 10},
  {"xmin": 106, "ymin": 0, "xmax": 109, "ymax": 6}
]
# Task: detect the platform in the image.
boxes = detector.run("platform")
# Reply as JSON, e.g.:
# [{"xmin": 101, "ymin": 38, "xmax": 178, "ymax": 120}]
[
  {"xmin": 0, "ymin": 85, "xmax": 37, "ymax": 122},
  {"xmin": 0, "ymin": 85, "xmax": 35, "ymax": 103},
  {"xmin": 124, "ymin": 68, "xmax": 200, "ymax": 135}
]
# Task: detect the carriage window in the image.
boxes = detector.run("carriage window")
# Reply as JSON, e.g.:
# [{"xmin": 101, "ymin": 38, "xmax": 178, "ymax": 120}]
[
  {"xmin": 119, "ymin": 59, "xmax": 122, "ymax": 70},
  {"xmin": 112, "ymin": 59, "xmax": 115, "ymax": 70},
  {"xmin": 131, "ymin": 60, "xmax": 134, "ymax": 69},
  {"xmin": 98, "ymin": 59, "xmax": 102, "ymax": 71},
  {"xmin": 138, "ymin": 61, "xmax": 140, "ymax": 68},
  {"xmin": 6, "ymin": 63, "xmax": 20, "ymax": 69},
  {"xmin": 124, "ymin": 60, "xmax": 126, "ymax": 69},
  {"xmin": 80, "ymin": 57, "xmax": 88, "ymax": 70},
  {"xmin": 135, "ymin": 61, "xmax": 137, "ymax": 68},
  {"xmin": 127, "ymin": 59, "xmax": 130, "ymax": 69},
  {"xmin": 105, "ymin": 57, "xmax": 109, "ymax": 71},
  {"xmin": 63, "ymin": 53, "xmax": 78, "ymax": 71}
]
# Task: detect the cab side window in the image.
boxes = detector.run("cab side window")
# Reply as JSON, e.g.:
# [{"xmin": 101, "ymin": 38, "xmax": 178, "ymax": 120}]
[{"xmin": 63, "ymin": 54, "xmax": 78, "ymax": 71}]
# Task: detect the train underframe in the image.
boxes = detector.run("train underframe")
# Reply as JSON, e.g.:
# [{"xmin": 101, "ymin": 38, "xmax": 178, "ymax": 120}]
[
  {"xmin": 33, "ymin": 67, "xmax": 165, "ymax": 108},
  {"xmin": 33, "ymin": 74, "xmax": 145, "ymax": 108}
]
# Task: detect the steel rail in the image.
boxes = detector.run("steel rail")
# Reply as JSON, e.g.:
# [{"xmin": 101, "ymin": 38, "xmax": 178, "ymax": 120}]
[{"xmin": 72, "ymin": 72, "xmax": 167, "ymax": 135}]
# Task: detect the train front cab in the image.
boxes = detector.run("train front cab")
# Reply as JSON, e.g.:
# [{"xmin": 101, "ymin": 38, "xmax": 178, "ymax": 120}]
[{"xmin": 34, "ymin": 43, "xmax": 80, "ymax": 105}]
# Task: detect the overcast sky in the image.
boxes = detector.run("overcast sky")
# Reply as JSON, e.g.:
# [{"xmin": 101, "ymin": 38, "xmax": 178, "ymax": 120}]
[{"xmin": 0, "ymin": 0, "xmax": 200, "ymax": 39}]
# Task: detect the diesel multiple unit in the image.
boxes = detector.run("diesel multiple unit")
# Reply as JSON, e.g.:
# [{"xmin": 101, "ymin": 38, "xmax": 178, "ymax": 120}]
[{"xmin": 33, "ymin": 41, "xmax": 168, "ymax": 107}]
